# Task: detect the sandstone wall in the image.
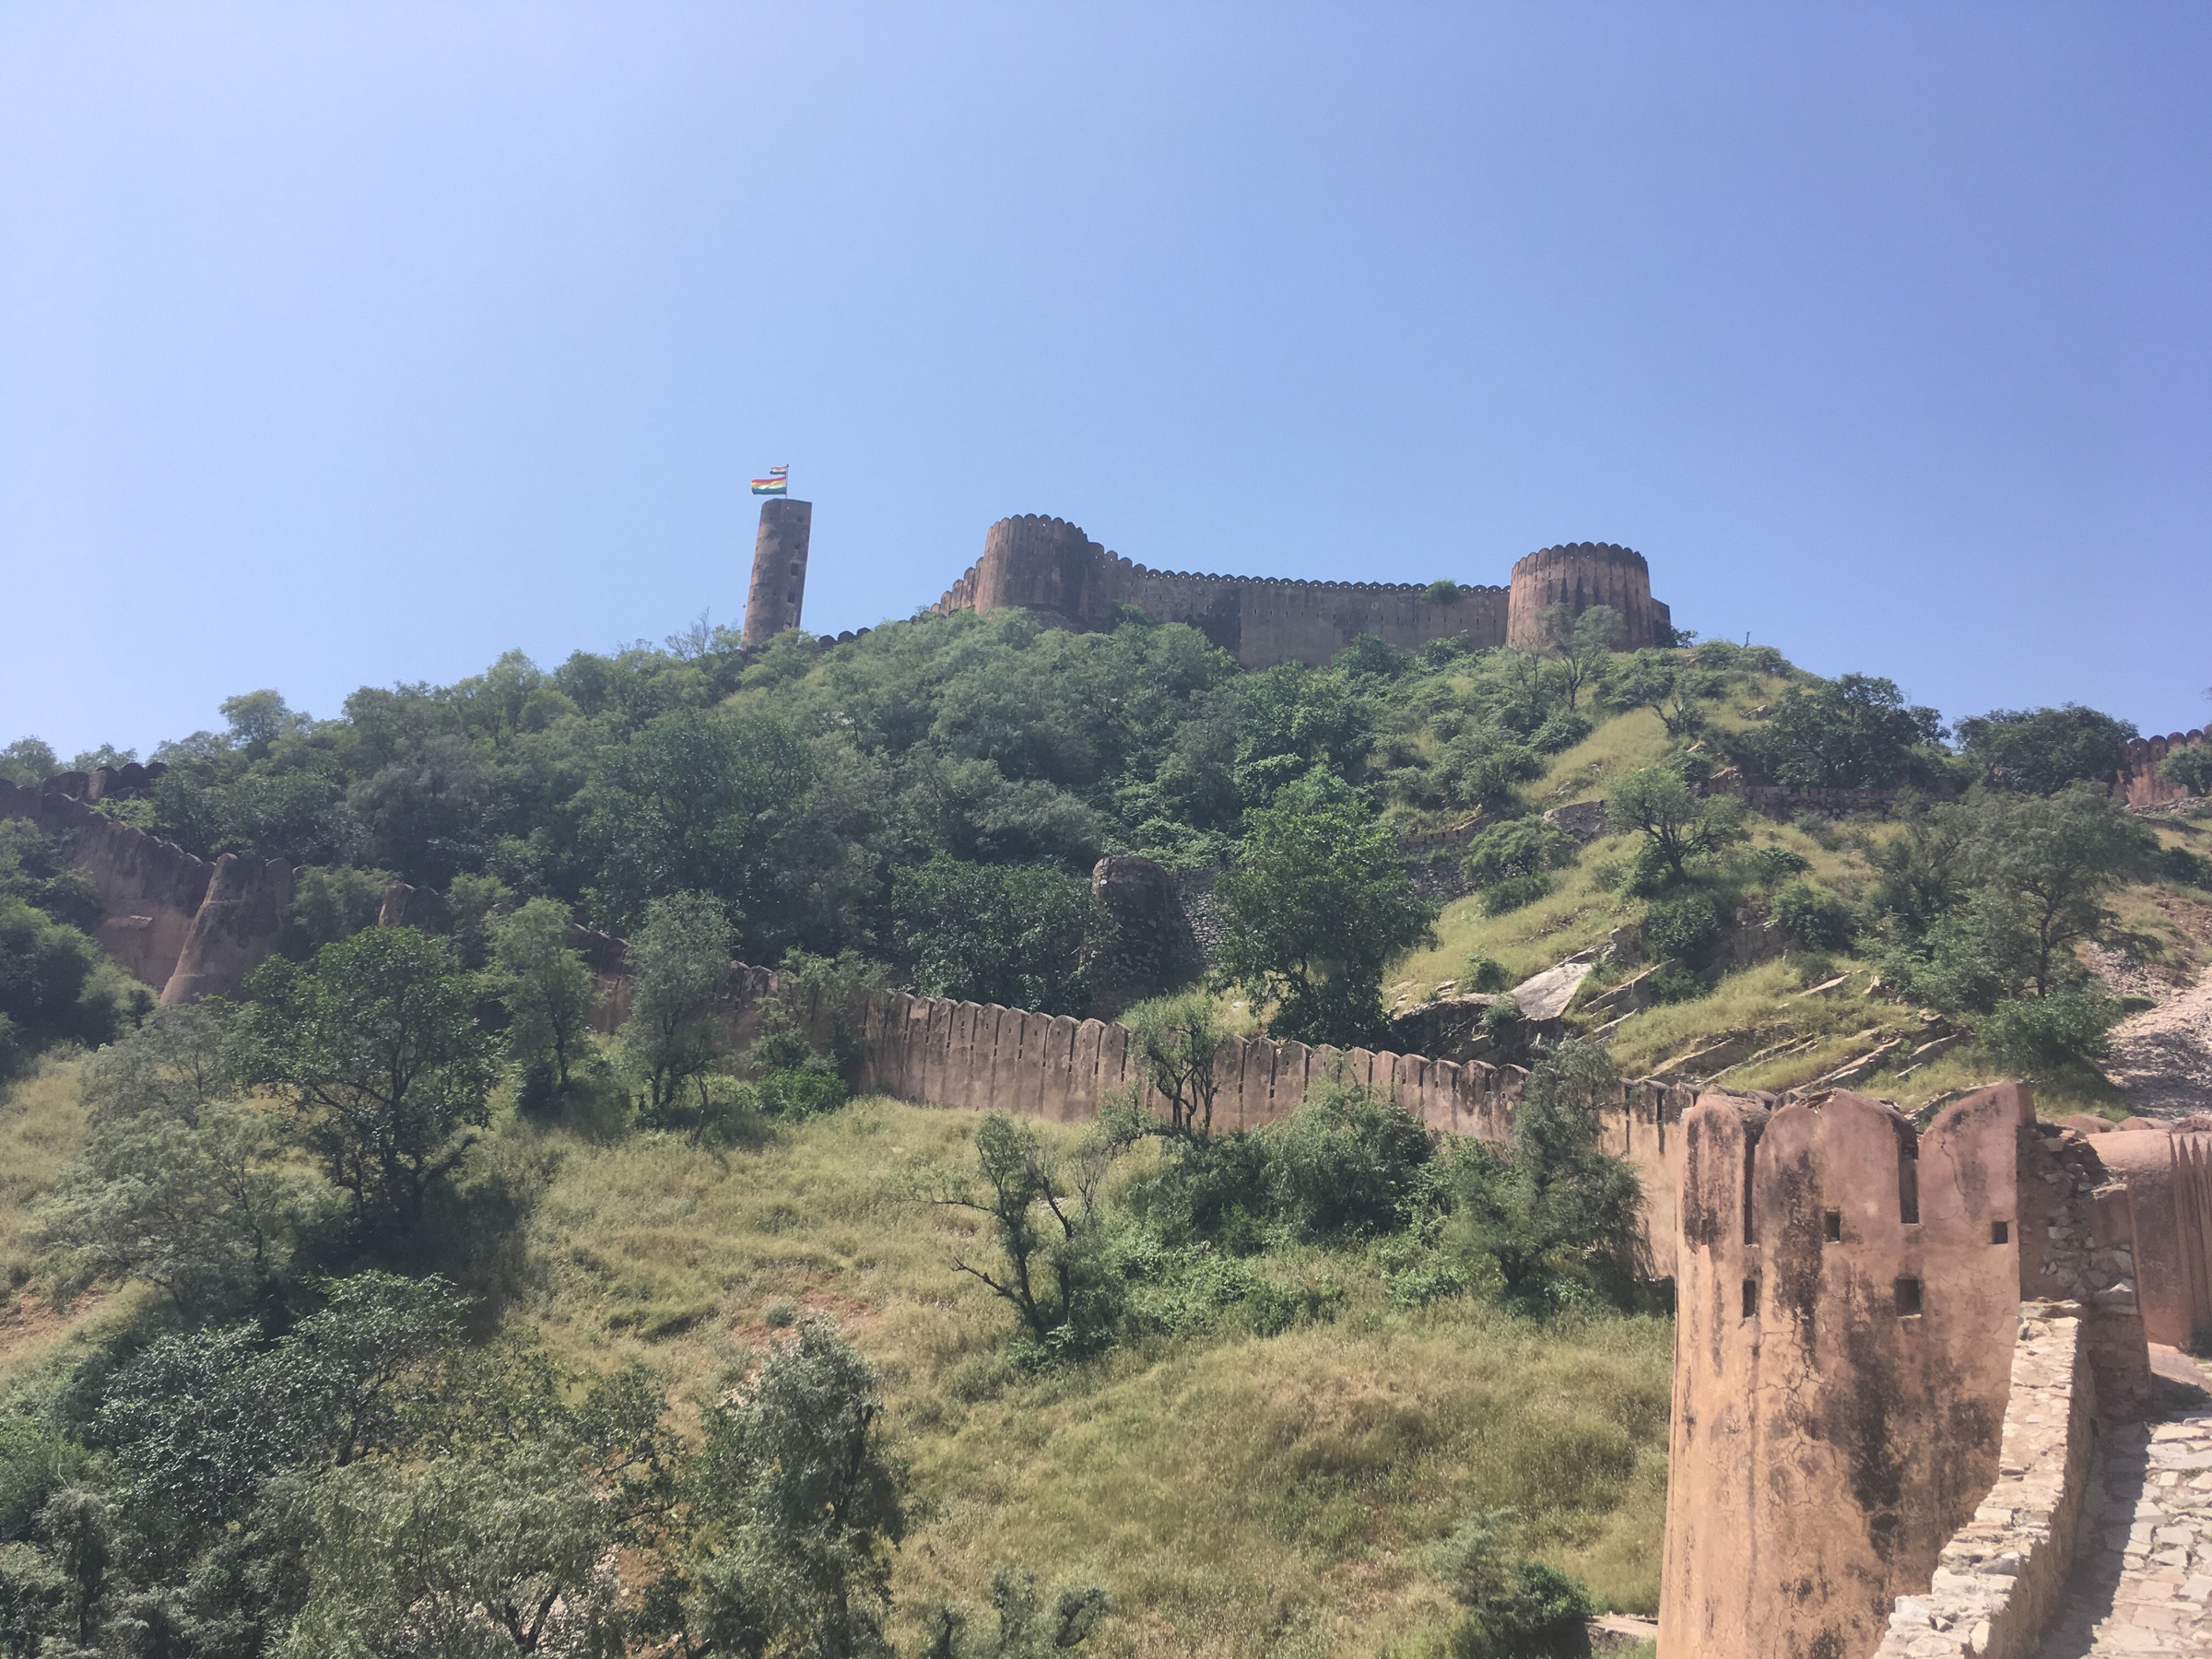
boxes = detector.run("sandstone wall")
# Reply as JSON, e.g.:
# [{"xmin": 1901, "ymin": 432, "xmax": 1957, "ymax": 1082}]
[
  {"xmin": 931, "ymin": 514, "xmax": 1677, "ymax": 670},
  {"xmin": 2090, "ymin": 1128, "xmax": 2212, "ymax": 1352},
  {"xmin": 1661, "ymin": 1086, "xmax": 2030, "ymax": 1659},
  {"xmin": 2113, "ymin": 730, "xmax": 2206, "ymax": 807},
  {"xmin": 159, "ymin": 853, "xmax": 297, "ymax": 1004},
  {"xmin": 1869, "ymin": 1309, "xmax": 2097, "ymax": 1659},
  {"xmin": 1505, "ymin": 541, "xmax": 1671, "ymax": 651}
]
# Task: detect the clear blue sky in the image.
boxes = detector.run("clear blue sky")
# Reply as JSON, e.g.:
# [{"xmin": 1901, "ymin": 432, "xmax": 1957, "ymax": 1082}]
[{"xmin": 3, "ymin": 3, "xmax": 2208, "ymax": 759}]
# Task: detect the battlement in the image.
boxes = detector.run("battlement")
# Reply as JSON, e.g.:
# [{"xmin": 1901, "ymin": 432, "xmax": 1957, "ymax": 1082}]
[
  {"xmin": 2114, "ymin": 727, "xmax": 2207, "ymax": 806},
  {"xmin": 928, "ymin": 514, "xmax": 1661, "ymax": 668},
  {"xmin": 1663, "ymin": 1085, "xmax": 2032, "ymax": 1659}
]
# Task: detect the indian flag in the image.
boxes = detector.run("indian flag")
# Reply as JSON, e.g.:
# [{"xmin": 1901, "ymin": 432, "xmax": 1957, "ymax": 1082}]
[{"xmin": 751, "ymin": 465, "xmax": 789, "ymax": 495}]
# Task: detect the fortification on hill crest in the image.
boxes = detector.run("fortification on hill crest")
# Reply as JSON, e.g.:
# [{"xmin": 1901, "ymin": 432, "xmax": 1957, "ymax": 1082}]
[
  {"xmin": 925, "ymin": 514, "xmax": 1672, "ymax": 668},
  {"xmin": 739, "ymin": 501, "xmax": 1673, "ymax": 669}
]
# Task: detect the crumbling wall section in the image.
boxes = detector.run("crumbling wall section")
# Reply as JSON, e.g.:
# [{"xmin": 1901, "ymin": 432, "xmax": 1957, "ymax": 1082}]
[{"xmin": 1660, "ymin": 1085, "xmax": 2030, "ymax": 1659}]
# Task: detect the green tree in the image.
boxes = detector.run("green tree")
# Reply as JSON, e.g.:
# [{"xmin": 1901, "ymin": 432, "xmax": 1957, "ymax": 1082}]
[
  {"xmin": 579, "ymin": 706, "xmax": 815, "ymax": 934},
  {"xmin": 1956, "ymin": 704, "xmax": 2137, "ymax": 794},
  {"xmin": 1445, "ymin": 1041, "xmax": 1641, "ymax": 1304},
  {"xmin": 493, "ymin": 898, "xmax": 597, "ymax": 1092},
  {"xmin": 1124, "ymin": 991, "xmax": 1227, "ymax": 1143},
  {"xmin": 1607, "ymin": 650, "xmax": 1718, "ymax": 736},
  {"xmin": 1757, "ymin": 674, "xmax": 1942, "ymax": 788},
  {"xmin": 893, "ymin": 856, "xmax": 1104, "ymax": 1016},
  {"xmin": 288, "ymin": 1436, "xmax": 629, "ymax": 1659},
  {"xmin": 620, "ymin": 891, "xmax": 735, "ymax": 1126},
  {"xmin": 657, "ymin": 1320, "xmax": 907, "ymax": 1659},
  {"xmin": 2161, "ymin": 743, "xmax": 2212, "ymax": 796},
  {"xmin": 1603, "ymin": 764, "xmax": 1745, "ymax": 883},
  {"xmin": 1215, "ymin": 772, "xmax": 1437, "ymax": 1047},
  {"xmin": 1967, "ymin": 783, "xmax": 2157, "ymax": 996},
  {"xmin": 937, "ymin": 1114, "xmax": 1122, "ymax": 1351},
  {"xmin": 93, "ymin": 1275, "xmax": 467, "ymax": 1532},
  {"xmin": 0, "ymin": 736, "xmax": 58, "ymax": 787},
  {"xmin": 1430, "ymin": 1510, "xmax": 1594, "ymax": 1659},
  {"xmin": 76, "ymin": 1001, "xmax": 237, "ymax": 1126},
  {"xmin": 0, "ymin": 896, "xmax": 125, "ymax": 1082},
  {"xmin": 1532, "ymin": 604, "xmax": 1619, "ymax": 712},
  {"xmin": 38, "ymin": 1099, "xmax": 335, "ymax": 1317},
  {"xmin": 238, "ymin": 929, "xmax": 501, "ymax": 1230}
]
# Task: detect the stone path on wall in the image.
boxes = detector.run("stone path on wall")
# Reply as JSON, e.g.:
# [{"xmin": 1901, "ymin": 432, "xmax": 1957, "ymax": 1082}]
[{"xmin": 2034, "ymin": 1388, "xmax": 2212, "ymax": 1656}]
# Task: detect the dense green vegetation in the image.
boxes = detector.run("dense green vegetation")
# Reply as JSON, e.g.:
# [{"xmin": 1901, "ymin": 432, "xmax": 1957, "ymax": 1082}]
[{"xmin": 1, "ymin": 607, "xmax": 2205, "ymax": 1656}]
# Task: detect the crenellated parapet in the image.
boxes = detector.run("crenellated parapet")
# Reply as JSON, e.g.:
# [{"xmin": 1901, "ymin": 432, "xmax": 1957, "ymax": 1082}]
[
  {"xmin": 1662, "ymin": 1085, "xmax": 2031, "ymax": 1659},
  {"xmin": 2113, "ymin": 728, "xmax": 2206, "ymax": 806},
  {"xmin": 1505, "ymin": 541, "xmax": 1670, "ymax": 651},
  {"xmin": 931, "ymin": 514, "xmax": 1663, "ymax": 668}
]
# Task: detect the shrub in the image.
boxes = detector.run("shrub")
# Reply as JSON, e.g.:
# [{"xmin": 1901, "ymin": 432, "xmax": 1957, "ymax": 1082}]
[
  {"xmin": 1424, "ymin": 580, "xmax": 1464, "ymax": 604},
  {"xmin": 1463, "ymin": 819, "xmax": 1577, "ymax": 889},
  {"xmin": 1771, "ymin": 879, "xmax": 1855, "ymax": 952},
  {"xmin": 1481, "ymin": 875, "xmax": 1552, "ymax": 915},
  {"xmin": 1747, "ymin": 844, "xmax": 1811, "ymax": 886},
  {"xmin": 1431, "ymin": 1511, "xmax": 1594, "ymax": 1659},
  {"xmin": 1268, "ymin": 1080, "xmax": 1435, "ymax": 1241},
  {"xmin": 1976, "ymin": 990, "xmax": 2123, "ymax": 1079},
  {"xmin": 1642, "ymin": 889, "xmax": 1723, "ymax": 962},
  {"xmin": 754, "ymin": 1058, "xmax": 850, "ymax": 1120},
  {"xmin": 1124, "ymin": 1130, "xmax": 1277, "ymax": 1252},
  {"xmin": 1464, "ymin": 954, "xmax": 1510, "ymax": 994},
  {"xmin": 1530, "ymin": 708, "xmax": 1593, "ymax": 754}
]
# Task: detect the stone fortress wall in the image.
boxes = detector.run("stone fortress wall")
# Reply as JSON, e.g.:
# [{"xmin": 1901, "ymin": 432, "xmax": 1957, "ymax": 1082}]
[
  {"xmin": 2115, "ymin": 728, "xmax": 2208, "ymax": 807},
  {"xmin": 923, "ymin": 512, "xmax": 1671, "ymax": 668}
]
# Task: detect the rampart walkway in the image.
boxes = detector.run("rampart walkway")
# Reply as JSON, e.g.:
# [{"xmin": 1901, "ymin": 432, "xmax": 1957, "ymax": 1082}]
[{"xmin": 2036, "ymin": 1377, "xmax": 2212, "ymax": 1656}]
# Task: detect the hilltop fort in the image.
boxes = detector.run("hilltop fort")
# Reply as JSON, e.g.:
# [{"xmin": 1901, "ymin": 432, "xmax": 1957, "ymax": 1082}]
[{"xmin": 745, "ymin": 501, "xmax": 1672, "ymax": 666}]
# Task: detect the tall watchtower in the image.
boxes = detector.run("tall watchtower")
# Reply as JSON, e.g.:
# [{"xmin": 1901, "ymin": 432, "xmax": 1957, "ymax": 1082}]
[{"xmin": 743, "ymin": 498, "xmax": 814, "ymax": 650}]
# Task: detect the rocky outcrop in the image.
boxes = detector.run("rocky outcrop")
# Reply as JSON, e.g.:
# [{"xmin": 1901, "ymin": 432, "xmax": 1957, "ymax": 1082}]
[
  {"xmin": 0, "ymin": 777, "xmax": 212, "ymax": 988},
  {"xmin": 159, "ymin": 854, "xmax": 296, "ymax": 1004},
  {"xmin": 1087, "ymin": 854, "xmax": 1200, "ymax": 1015}
]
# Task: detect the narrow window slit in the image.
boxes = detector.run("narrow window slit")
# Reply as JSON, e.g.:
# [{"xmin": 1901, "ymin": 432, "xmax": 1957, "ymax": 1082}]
[
  {"xmin": 1742, "ymin": 1277, "xmax": 1759, "ymax": 1320},
  {"xmin": 1991, "ymin": 1220, "xmax": 2010, "ymax": 1245},
  {"xmin": 1823, "ymin": 1209, "xmax": 1842, "ymax": 1243},
  {"xmin": 1894, "ymin": 1277, "xmax": 1923, "ymax": 1317}
]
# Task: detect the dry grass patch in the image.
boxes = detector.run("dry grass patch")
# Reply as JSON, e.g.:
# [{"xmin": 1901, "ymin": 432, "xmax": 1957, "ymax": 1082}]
[{"xmin": 519, "ymin": 1100, "xmax": 1672, "ymax": 1654}]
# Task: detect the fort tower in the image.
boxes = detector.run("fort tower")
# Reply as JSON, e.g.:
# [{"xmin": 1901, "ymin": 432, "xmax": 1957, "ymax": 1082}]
[
  {"xmin": 1505, "ymin": 541, "xmax": 1668, "ymax": 651},
  {"xmin": 743, "ymin": 497, "xmax": 814, "ymax": 650}
]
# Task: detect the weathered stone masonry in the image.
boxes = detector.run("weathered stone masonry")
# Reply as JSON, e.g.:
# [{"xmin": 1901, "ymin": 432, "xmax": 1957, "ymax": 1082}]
[{"xmin": 926, "ymin": 513, "xmax": 1672, "ymax": 669}]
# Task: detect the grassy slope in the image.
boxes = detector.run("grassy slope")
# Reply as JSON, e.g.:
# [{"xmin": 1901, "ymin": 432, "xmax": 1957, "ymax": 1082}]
[
  {"xmin": 1383, "ymin": 695, "xmax": 2212, "ymax": 1117},
  {"xmin": 525, "ymin": 1101, "xmax": 1671, "ymax": 1655},
  {"xmin": 0, "ymin": 1063, "xmax": 1668, "ymax": 1656},
  {"xmin": 0, "ymin": 1057, "xmax": 141, "ymax": 1391}
]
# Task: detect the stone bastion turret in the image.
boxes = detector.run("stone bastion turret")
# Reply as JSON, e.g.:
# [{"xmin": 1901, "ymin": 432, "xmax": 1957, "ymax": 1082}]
[{"xmin": 925, "ymin": 515, "xmax": 1672, "ymax": 669}]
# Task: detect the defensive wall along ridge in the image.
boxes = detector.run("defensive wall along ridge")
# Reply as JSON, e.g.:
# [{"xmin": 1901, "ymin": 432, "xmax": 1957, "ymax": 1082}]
[{"xmin": 920, "ymin": 513, "xmax": 1673, "ymax": 668}]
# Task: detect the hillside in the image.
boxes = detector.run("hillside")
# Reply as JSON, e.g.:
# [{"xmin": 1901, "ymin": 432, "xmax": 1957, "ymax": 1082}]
[{"xmin": 0, "ymin": 609, "xmax": 2205, "ymax": 1657}]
